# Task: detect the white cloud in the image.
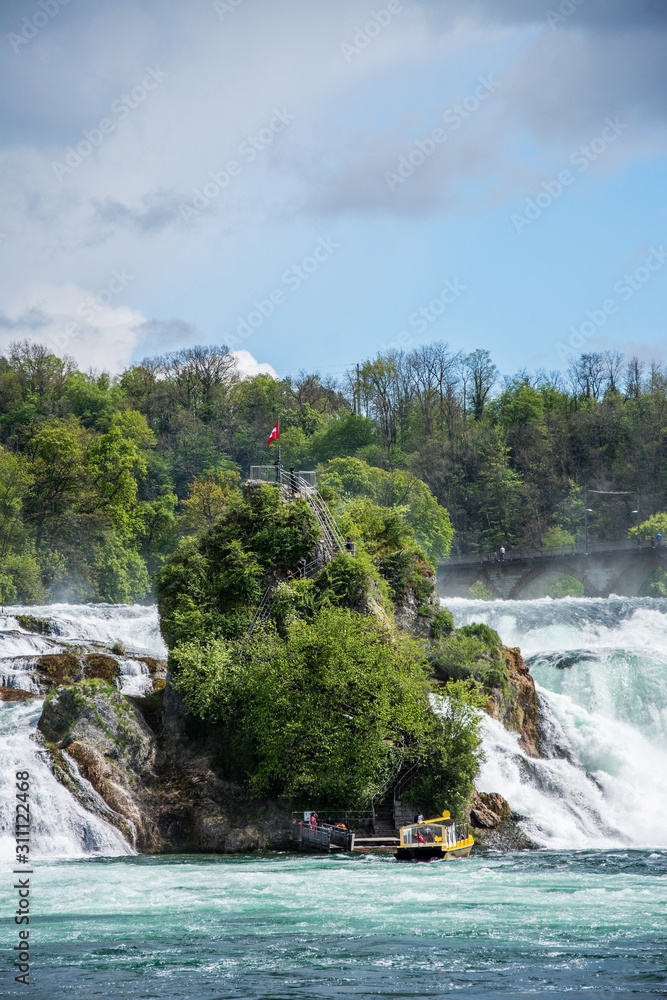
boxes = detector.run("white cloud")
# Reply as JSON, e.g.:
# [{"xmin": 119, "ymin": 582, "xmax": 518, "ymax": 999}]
[
  {"xmin": 230, "ymin": 349, "xmax": 278, "ymax": 380},
  {"xmin": 0, "ymin": 283, "xmax": 146, "ymax": 373}
]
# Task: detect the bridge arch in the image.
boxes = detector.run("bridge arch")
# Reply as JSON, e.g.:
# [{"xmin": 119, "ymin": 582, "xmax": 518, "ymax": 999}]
[
  {"xmin": 608, "ymin": 553, "xmax": 663, "ymax": 597},
  {"xmin": 507, "ymin": 564, "xmax": 587, "ymax": 600}
]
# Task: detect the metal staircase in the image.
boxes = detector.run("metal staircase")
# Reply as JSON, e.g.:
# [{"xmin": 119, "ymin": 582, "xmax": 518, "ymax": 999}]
[{"xmin": 241, "ymin": 470, "xmax": 347, "ymax": 643}]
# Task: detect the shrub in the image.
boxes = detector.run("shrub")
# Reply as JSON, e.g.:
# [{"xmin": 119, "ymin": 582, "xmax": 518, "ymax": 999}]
[
  {"xmin": 171, "ymin": 606, "xmax": 484, "ymax": 815},
  {"xmin": 542, "ymin": 525, "xmax": 575, "ymax": 547},
  {"xmin": 430, "ymin": 608, "xmax": 455, "ymax": 639},
  {"xmin": 467, "ymin": 580, "xmax": 493, "ymax": 600},
  {"xmin": 459, "ymin": 622, "xmax": 501, "ymax": 648},
  {"xmin": 548, "ymin": 575, "xmax": 584, "ymax": 599}
]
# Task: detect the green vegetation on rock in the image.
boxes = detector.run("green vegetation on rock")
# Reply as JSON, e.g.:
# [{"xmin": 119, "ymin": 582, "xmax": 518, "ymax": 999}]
[{"xmin": 158, "ymin": 482, "xmax": 483, "ymax": 818}]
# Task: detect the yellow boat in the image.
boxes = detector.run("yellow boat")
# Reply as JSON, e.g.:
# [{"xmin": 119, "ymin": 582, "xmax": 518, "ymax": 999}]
[{"xmin": 394, "ymin": 811, "xmax": 474, "ymax": 862}]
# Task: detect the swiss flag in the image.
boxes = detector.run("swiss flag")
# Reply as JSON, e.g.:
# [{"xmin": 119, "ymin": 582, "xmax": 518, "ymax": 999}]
[{"xmin": 267, "ymin": 421, "xmax": 279, "ymax": 445}]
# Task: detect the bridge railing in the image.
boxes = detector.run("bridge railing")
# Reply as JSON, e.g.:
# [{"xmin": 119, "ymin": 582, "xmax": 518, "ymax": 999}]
[{"xmin": 440, "ymin": 538, "xmax": 652, "ymax": 567}]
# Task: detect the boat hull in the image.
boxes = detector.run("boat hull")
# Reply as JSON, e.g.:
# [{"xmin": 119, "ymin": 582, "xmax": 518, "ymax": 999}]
[{"xmin": 394, "ymin": 843, "xmax": 473, "ymax": 862}]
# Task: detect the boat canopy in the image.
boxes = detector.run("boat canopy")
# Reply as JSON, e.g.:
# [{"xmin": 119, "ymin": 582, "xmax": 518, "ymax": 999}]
[{"xmin": 399, "ymin": 821, "xmax": 460, "ymax": 848}]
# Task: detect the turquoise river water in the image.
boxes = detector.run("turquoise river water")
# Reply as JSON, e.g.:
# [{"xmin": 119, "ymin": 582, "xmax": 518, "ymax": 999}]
[{"xmin": 1, "ymin": 598, "xmax": 667, "ymax": 998}]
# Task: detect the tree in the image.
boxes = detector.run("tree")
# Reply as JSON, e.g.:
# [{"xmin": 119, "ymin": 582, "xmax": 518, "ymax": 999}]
[
  {"xmin": 466, "ymin": 349, "xmax": 497, "ymax": 420},
  {"xmin": 320, "ymin": 457, "xmax": 453, "ymax": 559},
  {"xmin": 170, "ymin": 606, "xmax": 483, "ymax": 815},
  {"xmin": 0, "ymin": 449, "xmax": 32, "ymax": 559}
]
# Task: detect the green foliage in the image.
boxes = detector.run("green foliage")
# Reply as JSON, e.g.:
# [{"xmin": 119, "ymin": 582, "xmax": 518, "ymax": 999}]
[
  {"xmin": 313, "ymin": 550, "xmax": 379, "ymax": 611},
  {"xmin": 157, "ymin": 484, "xmax": 319, "ymax": 647},
  {"xmin": 0, "ymin": 572, "xmax": 17, "ymax": 605},
  {"xmin": 407, "ymin": 681, "xmax": 486, "ymax": 819},
  {"xmin": 429, "ymin": 608, "xmax": 455, "ymax": 639},
  {"xmin": 429, "ymin": 627, "xmax": 508, "ymax": 697},
  {"xmin": 640, "ymin": 566, "xmax": 667, "ymax": 598},
  {"xmin": 634, "ymin": 512, "xmax": 667, "ymax": 540},
  {"xmin": 467, "ymin": 580, "xmax": 493, "ymax": 600},
  {"xmin": 548, "ymin": 575, "xmax": 584, "ymax": 598},
  {"xmin": 2, "ymin": 553, "xmax": 45, "ymax": 603},
  {"xmin": 542, "ymin": 525, "xmax": 575, "ymax": 547},
  {"xmin": 5, "ymin": 335, "xmax": 667, "ymax": 603},
  {"xmin": 459, "ymin": 622, "xmax": 501, "ymax": 648},
  {"xmin": 320, "ymin": 457, "xmax": 453, "ymax": 559},
  {"xmin": 94, "ymin": 539, "xmax": 151, "ymax": 604},
  {"xmin": 171, "ymin": 606, "xmax": 483, "ymax": 814},
  {"xmin": 311, "ymin": 413, "xmax": 377, "ymax": 462}
]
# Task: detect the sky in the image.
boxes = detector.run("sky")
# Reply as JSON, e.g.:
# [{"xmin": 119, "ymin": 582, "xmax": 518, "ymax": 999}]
[{"xmin": 1, "ymin": 0, "xmax": 666, "ymax": 381}]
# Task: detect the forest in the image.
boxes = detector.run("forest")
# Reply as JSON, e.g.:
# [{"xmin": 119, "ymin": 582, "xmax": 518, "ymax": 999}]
[{"xmin": 0, "ymin": 338, "xmax": 665, "ymax": 603}]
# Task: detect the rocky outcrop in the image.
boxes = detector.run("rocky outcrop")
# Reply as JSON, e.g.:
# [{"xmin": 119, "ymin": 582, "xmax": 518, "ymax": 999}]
[
  {"xmin": 470, "ymin": 791, "xmax": 511, "ymax": 828},
  {"xmin": 38, "ymin": 676, "xmax": 292, "ymax": 854},
  {"xmin": 0, "ymin": 686, "xmax": 37, "ymax": 701},
  {"xmin": 485, "ymin": 646, "xmax": 540, "ymax": 757},
  {"xmin": 469, "ymin": 792, "xmax": 538, "ymax": 851},
  {"xmin": 39, "ymin": 679, "xmax": 160, "ymax": 849}
]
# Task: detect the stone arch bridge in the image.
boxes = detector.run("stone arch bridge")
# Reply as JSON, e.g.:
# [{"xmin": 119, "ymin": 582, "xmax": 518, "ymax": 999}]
[{"xmin": 437, "ymin": 544, "xmax": 666, "ymax": 600}]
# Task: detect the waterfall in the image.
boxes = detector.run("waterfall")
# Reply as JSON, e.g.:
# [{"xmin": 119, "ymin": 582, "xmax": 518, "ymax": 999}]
[
  {"xmin": 0, "ymin": 603, "xmax": 166, "ymax": 861},
  {"xmin": 447, "ymin": 596, "xmax": 667, "ymax": 848}
]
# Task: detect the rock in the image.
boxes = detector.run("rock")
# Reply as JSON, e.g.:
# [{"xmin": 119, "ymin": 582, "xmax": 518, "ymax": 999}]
[
  {"xmin": 15, "ymin": 614, "xmax": 54, "ymax": 635},
  {"xmin": 472, "ymin": 813, "xmax": 539, "ymax": 852},
  {"xmin": 485, "ymin": 646, "xmax": 540, "ymax": 757},
  {"xmin": 477, "ymin": 791, "xmax": 511, "ymax": 821},
  {"xmin": 83, "ymin": 653, "xmax": 120, "ymax": 683},
  {"xmin": 468, "ymin": 791, "xmax": 538, "ymax": 850},
  {"xmin": 470, "ymin": 792, "xmax": 511, "ymax": 829},
  {"xmin": 39, "ymin": 676, "xmax": 292, "ymax": 854},
  {"xmin": 471, "ymin": 806, "xmax": 501, "ymax": 828},
  {"xmin": 0, "ymin": 686, "xmax": 37, "ymax": 701},
  {"xmin": 65, "ymin": 741, "xmax": 144, "ymax": 839},
  {"xmin": 36, "ymin": 652, "xmax": 81, "ymax": 687},
  {"xmin": 39, "ymin": 680, "xmax": 156, "ymax": 774}
]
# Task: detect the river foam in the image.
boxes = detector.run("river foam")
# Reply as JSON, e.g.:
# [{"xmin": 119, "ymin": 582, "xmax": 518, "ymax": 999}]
[{"xmin": 446, "ymin": 596, "xmax": 667, "ymax": 848}]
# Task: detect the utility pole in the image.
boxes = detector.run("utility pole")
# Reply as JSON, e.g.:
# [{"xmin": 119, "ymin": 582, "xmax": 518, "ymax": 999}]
[
  {"xmin": 356, "ymin": 364, "xmax": 361, "ymax": 416},
  {"xmin": 584, "ymin": 488, "xmax": 588, "ymax": 555}
]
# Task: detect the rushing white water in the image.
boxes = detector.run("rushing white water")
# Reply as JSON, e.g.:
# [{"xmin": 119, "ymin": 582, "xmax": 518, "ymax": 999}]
[
  {"xmin": 4, "ymin": 597, "xmax": 667, "ymax": 859},
  {"xmin": 0, "ymin": 603, "xmax": 166, "ymax": 861},
  {"xmin": 446, "ymin": 596, "xmax": 667, "ymax": 849}
]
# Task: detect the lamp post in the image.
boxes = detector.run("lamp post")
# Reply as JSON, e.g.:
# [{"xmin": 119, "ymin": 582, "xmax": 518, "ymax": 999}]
[{"xmin": 583, "ymin": 488, "xmax": 594, "ymax": 554}]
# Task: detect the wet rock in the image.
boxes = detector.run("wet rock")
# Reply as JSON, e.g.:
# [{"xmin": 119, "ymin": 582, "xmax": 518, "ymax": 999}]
[
  {"xmin": 39, "ymin": 676, "xmax": 292, "ymax": 854},
  {"xmin": 472, "ymin": 812, "xmax": 539, "ymax": 852},
  {"xmin": 39, "ymin": 679, "xmax": 156, "ymax": 773},
  {"xmin": 0, "ymin": 686, "xmax": 37, "ymax": 701},
  {"xmin": 485, "ymin": 646, "xmax": 540, "ymax": 757},
  {"xmin": 15, "ymin": 615, "xmax": 54, "ymax": 636},
  {"xmin": 83, "ymin": 653, "xmax": 120, "ymax": 684},
  {"xmin": 470, "ymin": 791, "xmax": 511, "ymax": 828},
  {"xmin": 35, "ymin": 652, "xmax": 81, "ymax": 687}
]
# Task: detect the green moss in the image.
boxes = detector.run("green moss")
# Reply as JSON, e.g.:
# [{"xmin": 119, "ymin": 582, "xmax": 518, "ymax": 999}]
[
  {"xmin": 84, "ymin": 653, "xmax": 120, "ymax": 683},
  {"xmin": 16, "ymin": 614, "xmax": 54, "ymax": 635}
]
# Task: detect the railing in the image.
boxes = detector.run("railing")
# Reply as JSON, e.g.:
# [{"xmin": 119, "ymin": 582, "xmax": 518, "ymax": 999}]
[
  {"xmin": 250, "ymin": 466, "xmax": 316, "ymax": 487},
  {"xmin": 291, "ymin": 820, "xmax": 355, "ymax": 852},
  {"xmin": 276, "ymin": 469, "xmax": 345, "ymax": 560}
]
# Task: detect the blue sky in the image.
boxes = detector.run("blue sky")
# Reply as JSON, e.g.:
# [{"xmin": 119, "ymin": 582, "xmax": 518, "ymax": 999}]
[{"xmin": 1, "ymin": 0, "xmax": 665, "ymax": 380}]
